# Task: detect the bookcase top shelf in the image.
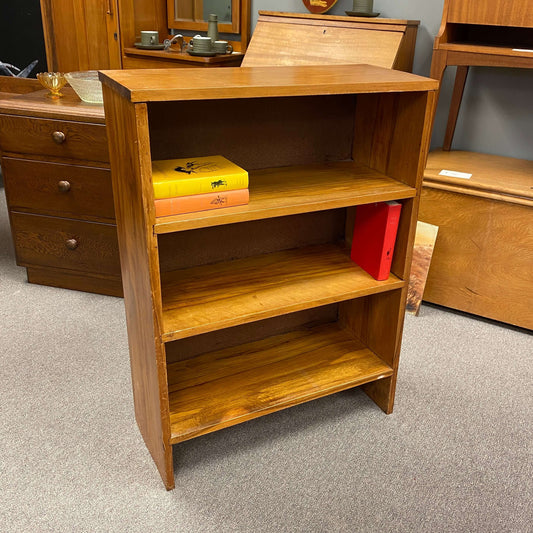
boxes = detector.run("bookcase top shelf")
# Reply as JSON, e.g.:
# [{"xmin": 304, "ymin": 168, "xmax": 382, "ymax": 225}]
[
  {"xmin": 154, "ymin": 161, "xmax": 417, "ymax": 234},
  {"xmin": 99, "ymin": 64, "xmax": 438, "ymax": 103}
]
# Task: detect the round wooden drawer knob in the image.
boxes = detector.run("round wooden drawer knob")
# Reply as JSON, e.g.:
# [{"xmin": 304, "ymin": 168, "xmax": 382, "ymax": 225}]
[
  {"xmin": 57, "ymin": 180, "xmax": 71, "ymax": 193},
  {"xmin": 52, "ymin": 131, "xmax": 66, "ymax": 144},
  {"xmin": 65, "ymin": 238, "xmax": 79, "ymax": 250}
]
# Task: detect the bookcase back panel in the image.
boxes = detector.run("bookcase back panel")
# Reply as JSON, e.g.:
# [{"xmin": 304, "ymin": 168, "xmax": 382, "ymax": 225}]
[
  {"xmin": 148, "ymin": 95, "xmax": 356, "ymax": 170},
  {"xmin": 158, "ymin": 209, "xmax": 346, "ymax": 272}
]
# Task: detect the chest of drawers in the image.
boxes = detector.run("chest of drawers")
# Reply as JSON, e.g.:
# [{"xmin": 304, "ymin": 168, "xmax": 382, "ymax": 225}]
[{"xmin": 0, "ymin": 79, "xmax": 122, "ymax": 296}]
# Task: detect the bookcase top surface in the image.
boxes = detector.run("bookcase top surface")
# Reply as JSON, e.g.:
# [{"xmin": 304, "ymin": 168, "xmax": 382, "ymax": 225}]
[{"xmin": 99, "ymin": 64, "xmax": 438, "ymax": 103}]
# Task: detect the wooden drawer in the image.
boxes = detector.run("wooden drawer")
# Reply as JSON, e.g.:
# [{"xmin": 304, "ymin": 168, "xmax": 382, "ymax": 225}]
[
  {"xmin": 10, "ymin": 212, "xmax": 120, "ymax": 276},
  {"xmin": 0, "ymin": 114, "xmax": 108, "ymax": 163},
  {"xmin": 2, "ymin": 156, "xmax": 115, "ymax": 221}
]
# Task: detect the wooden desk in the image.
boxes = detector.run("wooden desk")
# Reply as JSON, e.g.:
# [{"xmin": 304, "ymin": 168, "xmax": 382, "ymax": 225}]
[
  {"xmin": 420, "ymin": 150, "xmax": 533, "ymax": 330},
  {"xmin": 430, "ymin": 0, "xmax": 533, "ymax": 150},
  {"xmin": 243, "ymin": 11, "xmax": 419, "ymax": 72}
]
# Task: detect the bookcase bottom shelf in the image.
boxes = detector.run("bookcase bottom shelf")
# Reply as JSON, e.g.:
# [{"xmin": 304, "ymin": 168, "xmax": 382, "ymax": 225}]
[{"xmin": 167, "ymin": 322, "xmax": 393, "ymax": 444}]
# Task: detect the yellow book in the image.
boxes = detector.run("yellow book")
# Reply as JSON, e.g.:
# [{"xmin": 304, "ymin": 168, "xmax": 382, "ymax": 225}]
[{"xmin": 151, "ymin": 155, "xmax": 249, "ymax": 199}]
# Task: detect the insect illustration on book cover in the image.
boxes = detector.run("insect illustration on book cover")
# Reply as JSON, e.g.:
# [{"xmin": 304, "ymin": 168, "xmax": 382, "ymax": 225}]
[
  {"xmin": 174, "ymin": 160, "xmax": 222, "ymax": 175},
  {"xmin": 210, "ymin": 195, "xmax": 228, "ymax": 206},
  {"xmin": 210, "ymin": 179, "xmax": 228, "ymax": 189}
]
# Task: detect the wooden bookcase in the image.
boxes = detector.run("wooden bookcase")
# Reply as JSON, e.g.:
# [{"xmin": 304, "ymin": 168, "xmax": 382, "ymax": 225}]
[{"xmin": 100, "ymin": 65, "xmax": 437, "ymax": 490}]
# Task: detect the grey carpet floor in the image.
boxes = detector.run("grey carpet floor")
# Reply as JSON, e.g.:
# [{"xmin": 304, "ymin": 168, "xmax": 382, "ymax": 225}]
[{"xmin": 1, "ymin": 186, "xmax": 532, "ymax": 533}]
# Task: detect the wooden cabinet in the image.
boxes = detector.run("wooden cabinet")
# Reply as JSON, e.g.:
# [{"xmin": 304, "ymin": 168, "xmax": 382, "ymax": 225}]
[
  {"xmin": 0, "ymin": 79, "xmax": 122, "ymax": 296},
  {"xmin": 100, "ymin": 65, "xmax": 437, "ymax": 489},
  {"xmin": 40, "ymin": 0, "xmax": 248, "ymax": 71},
  {"xmin": 420, "ymin": 150, "xmax": 533, "ymax": 330},
  {"xmin": 40, "ymin": 0, "xmax": 122, "ymax": 72}
]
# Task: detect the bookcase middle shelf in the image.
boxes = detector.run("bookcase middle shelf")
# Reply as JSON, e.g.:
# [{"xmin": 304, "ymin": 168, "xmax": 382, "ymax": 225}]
[
  {"xmin": 160, "ymin": 243, "xmax": 405, "ymax": 342},
  {"xmin": 153, "ymin": 161, "xmax": 417, "ymax": 234}
]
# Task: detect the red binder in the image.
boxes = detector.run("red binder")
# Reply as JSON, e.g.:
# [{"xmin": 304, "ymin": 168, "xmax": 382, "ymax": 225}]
[{"xmin": 350, "ymin": 201, "xmax": 402, "ymax": 280}]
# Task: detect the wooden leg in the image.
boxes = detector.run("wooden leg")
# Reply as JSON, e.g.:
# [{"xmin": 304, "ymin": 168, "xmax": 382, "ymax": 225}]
[
  {"xmin": 443, "ymin": 65, "xmax": 469, "ymax": 151},
  {"xmin": 362, "ymin": 375, "xmax": 396, "ymax": 414},
  {"xmin": 428, "ymin": 49, "xmax": 448, "ymax": 142}
]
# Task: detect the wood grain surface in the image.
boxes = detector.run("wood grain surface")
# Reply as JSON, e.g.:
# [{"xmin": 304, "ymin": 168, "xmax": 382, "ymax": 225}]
[
  {"xmin": 2, "ymin": 157, "xmax": 115, "ymax": 222},
  {"xmin": 419, "ymin": 187, "xmax": 533, "ymax": 330},
  {"xmin": 155, "ymin": 161, "xmax": 416, "ymax": 233},
  {"xmin": 102, "ymin": 85, "xmax": 174, "ymax": 489},
  {"xmin": 160, "ymin": 243, "xmax": 405, "ymax": 342},
  {"xmin": 10, "ymin": 211, "xmax": 120, "ymax": 275},
  {"xmin": 99, "ymin": 64, "xmax": 438, "ymax": 103},
  {"xmin": 0, "ymin": 86, "xmax": 105, "ymax": 122},
  {"xmin": 447, "ymin": 0, "xmax": 533, "ymax": 27},
  {"xmin": 0, "ymin": 114, "xmax": 108, "ymax": 163},
  {"xmin": 167, "ymin": 322, "xmax": 393, "ymax": 442}
]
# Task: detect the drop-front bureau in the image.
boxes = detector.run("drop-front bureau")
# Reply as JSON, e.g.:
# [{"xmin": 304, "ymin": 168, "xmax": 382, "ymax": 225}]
[{"xmin": 0, "ymin": 77, "xmax": 121, "ymax": 296}]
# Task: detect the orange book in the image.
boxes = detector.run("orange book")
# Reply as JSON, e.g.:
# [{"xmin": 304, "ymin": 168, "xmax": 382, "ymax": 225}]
[{"xmin": 154, "ymin": 188, "xmax": 249, "ymax": 217}]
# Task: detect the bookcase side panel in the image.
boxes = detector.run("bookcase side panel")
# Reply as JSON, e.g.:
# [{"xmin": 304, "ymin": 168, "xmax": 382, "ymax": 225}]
[
  {"xmin": 387, "ymin": 91, "xmax": 437, "ymax": 281},
  {"xmin": 352, "ymin": 91, "xmax": 436, "ymax": 280},
  {"xmin": 102, "ymin": 86, "xmax": 174, "ymax": 490}
]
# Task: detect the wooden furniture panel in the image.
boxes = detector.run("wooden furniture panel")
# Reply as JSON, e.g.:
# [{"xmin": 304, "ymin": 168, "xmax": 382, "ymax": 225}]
[
  {"xmin": 420, "ymin": 150, "xmax": 533, "ymax": 330},
  {"xmin": 447, "ymin": 0, "xmax": 533, "ymax": 28},
  {"xmin": 25, "ymin": 264, "xmax": 121, "ymax": 296},
  {"xmin": 10, "ymin": 212, "xmax": 120, "ymax": 277},
  {"xmin": 242, "ymin": 11, "xmax": 419, "ymax": 72},
  {"xmin": 160, "ymin": 243, "xmax": 405, "ymax": 342},
  {"xmin": 40, "ymin": 0, "xmax": 122, "ymax": 71},
  {"xmin": 167, "ymin": 322, "xmax": 393, "ymax": 443},
  {"xmin": 0, "ymin": 78, "xmax": 121, "ymax": 296},
  {"xmin": 2, "ymin": 157, "xmax": 114, "ymax": 222},
  {"xmin": 102, "ymin": 86, "xmax": 174, "ymax": 489},
  {"xmin": 0, "ymin": 115, "xmax": 109, "ymax": 163},
  {"xmin": 121, "ymin": 49, "xmax": 244, "ymax": 69},
  {"xmin": 100, "ymin": 65, "xmax": 437, "ymax": 489}
]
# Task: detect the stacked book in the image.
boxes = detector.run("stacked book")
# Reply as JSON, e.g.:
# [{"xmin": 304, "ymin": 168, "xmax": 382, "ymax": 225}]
[{"xmin": 152, "ymin": 155, "xmax": 249, "ymax": 217}]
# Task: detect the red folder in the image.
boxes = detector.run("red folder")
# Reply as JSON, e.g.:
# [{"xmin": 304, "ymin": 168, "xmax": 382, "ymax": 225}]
[{"xmin": 350, "ymin": 201, "xmax": 402, "ymax": 280}]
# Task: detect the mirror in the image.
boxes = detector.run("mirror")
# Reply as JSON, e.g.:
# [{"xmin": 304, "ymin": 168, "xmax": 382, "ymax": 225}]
[{"xmin": 170, "ymin": 0, "xmax": 240, "ymax": 33}]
